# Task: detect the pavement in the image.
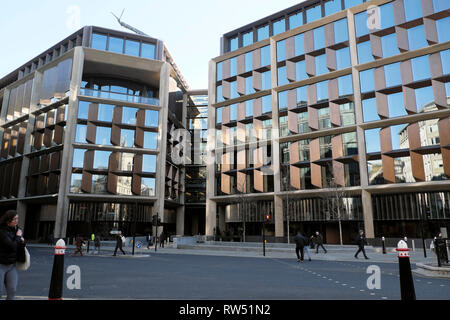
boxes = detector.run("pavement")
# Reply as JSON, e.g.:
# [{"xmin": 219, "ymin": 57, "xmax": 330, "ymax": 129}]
[{"xmin": 28, "ymin": 240, "xmax": 437, "ymax": 265}]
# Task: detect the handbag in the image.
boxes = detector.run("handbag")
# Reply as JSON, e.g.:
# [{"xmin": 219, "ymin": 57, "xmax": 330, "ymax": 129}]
[{"xmin": 16, "ymin": 247, "xmax": 30, "ymax": 271}]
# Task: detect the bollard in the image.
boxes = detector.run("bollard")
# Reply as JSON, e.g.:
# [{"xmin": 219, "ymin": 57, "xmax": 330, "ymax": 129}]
[
  {"xmin": 396, "ymin": 240, "xmax": 416, "ymax": 301},
  {"xmin": 382, "ymin": 237, "xmax": 386, "ymax": 254},
  {"xmin": 49, "ymin": 239, "xmax": 66, "ymax": 300}
]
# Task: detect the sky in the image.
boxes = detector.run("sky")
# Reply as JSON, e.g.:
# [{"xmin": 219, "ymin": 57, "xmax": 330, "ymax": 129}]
[{"xmin": 0, "ymin": 0, "xmax": 305, "ymax": 90}]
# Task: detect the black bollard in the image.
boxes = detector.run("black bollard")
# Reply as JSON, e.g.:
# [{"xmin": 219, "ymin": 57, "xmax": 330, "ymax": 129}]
[
  {"xmin": 382, "ymin": 237, "xmax": 386, "ymax": 254},
  {"xmin": 48, "ymin": 239, "xmax": 66, "ymax": 300},
  {"xmin": 396, "ymin": 240, "xmax": 416, "ymax": 301}
]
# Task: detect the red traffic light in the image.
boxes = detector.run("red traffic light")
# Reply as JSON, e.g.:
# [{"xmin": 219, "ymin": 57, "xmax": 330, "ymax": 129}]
[{"xmin": 265, "ymin": 214, "xmax": 271, "ymax": 221}]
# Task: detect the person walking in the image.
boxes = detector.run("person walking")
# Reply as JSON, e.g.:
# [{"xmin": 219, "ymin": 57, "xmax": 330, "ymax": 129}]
[
  {"xmin": 113, "ymin": 231, "xmax": 126, "ymax": 256},
  {"xmin": 294, "ymin": 231, "xmax": 306, "ymax": 262},
  {"xmin": 146, "ymin": 233, "xmax": 153, "ymax": 249},
  {"xmin": 355, "ymin": 230, "xmax": 369, "ymax": 259},
  {"xmin": 0, "ymin": 210, "xmax": 26, "ymax": 300},
  {"xmin": 303, "ymin": 235, "xmax": 312, "ymax": 261},
  {"xmin": 314, "ymin": 231, "xmax": 327, "ymax": 254},
  {"xmin": 72, "ymin": 235, "xmax": 85, "ymax": 256},
  {"xmin": 94, "ymin": 235, "xmax": 100, "ymax": 255},
  {"xmin": 159, "ymin": 230, "xmax": 165, "ymax": 248}
]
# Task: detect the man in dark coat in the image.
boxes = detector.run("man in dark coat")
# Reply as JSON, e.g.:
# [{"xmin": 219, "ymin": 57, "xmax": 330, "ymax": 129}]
[
  {"xmin": 113, "ymin": 231, "xmax": 126, "ymax": 256},
  {"xmin": 294, "ymin": 231, "xmax": 306, "ymax": 262},
  {"xmin": 314, "ymin": 231, "xmax": 327, "ymax": 254},
  {"xmin": 355, "ymin": 230, "xmax": 369, "ymax": 259},
  {"xmin": 159, "ymin": 230, "xmax": 165, "ymax": 248},
  {"xmin": 72, "ymin": 235, "xmax": 85, "ymax": 256}
]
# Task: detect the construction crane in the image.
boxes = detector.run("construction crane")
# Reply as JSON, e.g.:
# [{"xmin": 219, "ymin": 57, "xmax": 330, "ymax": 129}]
[{"xmin": 111, "ymin": 9, "xmax": 190, "ymax": 91}]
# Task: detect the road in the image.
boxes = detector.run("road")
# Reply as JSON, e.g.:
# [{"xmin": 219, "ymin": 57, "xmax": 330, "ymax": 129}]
[{"xmin": 7, "ymin": 247, "xmax": 450, "ymax": 300}]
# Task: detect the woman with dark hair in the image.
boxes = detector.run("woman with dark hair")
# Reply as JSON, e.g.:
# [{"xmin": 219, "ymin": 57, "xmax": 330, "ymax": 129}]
[{"xmin": 0, "ymin": 210, "xmax": 26, "ymax": 300}]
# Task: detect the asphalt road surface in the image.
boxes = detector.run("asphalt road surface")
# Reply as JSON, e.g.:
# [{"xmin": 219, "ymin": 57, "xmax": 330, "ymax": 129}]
[{"xmin": 7, "ymin": 247, "xmax": 450, "ymax": 300}]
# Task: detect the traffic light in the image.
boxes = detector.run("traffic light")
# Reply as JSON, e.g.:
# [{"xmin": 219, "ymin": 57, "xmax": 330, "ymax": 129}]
[
  {"xmin": 265, "ymin": 213, "xmax": 271, "ymax": 222},
  {"xmin": 152, "ymin": 215, "xmax": 161, "ymax": 226}
]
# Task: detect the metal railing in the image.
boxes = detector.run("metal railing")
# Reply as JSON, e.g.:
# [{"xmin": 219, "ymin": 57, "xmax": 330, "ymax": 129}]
[{"xmin": 80, "ymin": 88, "xmax": 159, "ymax": 106}]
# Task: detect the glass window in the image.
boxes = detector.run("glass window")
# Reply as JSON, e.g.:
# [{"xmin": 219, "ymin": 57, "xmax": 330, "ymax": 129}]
[
  {"xmin": 262, "ymin": 95, "xmax": 272, "ymax": 114},
  {"xmin": 384, "ymin": 62, "xmax": 402, "ymax": 88},
  {"xmin": 70, "ymin": 174, "xmax": 83, "ymax": 193},
  {"xmin": 217, "ymin": 62, "xmax": 223, "ymax": 81},
  {"xmin": 295, "ymin": 34, "xmax": 305, "ymax": 57},
  {"xmin": 108, "ymin": 37, "xmax": 124, "ymax": 54},
  {"xmin": 122, "ymin": 107, "xmax": 137, "ymax": 125},
  {"xmin": 245, "ymin": 52, "xmax": 253, "ymax": 73},
  {"xmin": 78, "ymin": 101, "xmax": 90, "ymax": 119},
  {"xmin": 92, "ymin": 175, "xmax": 108, "ymax": 194},
  {"xmin": 257, "ymin": 25, "xmax": 269, "ymax": 41},
  {"xmin": 344, "ymin": 0, "xmax": 362, "ymax": 8},
  {"xmin": 306, "ymin": 4, "xmax": 322, "ymax": 23},
  {"xmin": 141, "ymin": 43, "xmax": 156, "ymax": 59},
  {"xmin": 245, "ymin": 76, "xmax": 255, "ymax": 95},
  {"xmin": 230, "ymin": 57, "xmax": 237, "ymax": 77},
  {"xmin": 230, "ymin": 81, "xmax": 238, "ymax": 99},
  {"xmin": 230, "ymin": 104, "xmax": 237, "ymax": 121},
  {"xmin": 216, "ymin": 108, "xmax": 222, "ymax": 124},
  {"xmin": 316, "ymin": 81, "xmax": 329, "ymax": 102},
  {"xmin": 314, "ymin": 27, "xmax": 325, "ymax": 50},
  {"xmin": 117, "ymin": 176, "xmax": 132, "ymax": 195},
  {"xmin": 404, "ymin": 0, "xmax": 422, "ymax": 21},
  {"xmin": 318, "ymin": 108, "xmax": 331, "ymax": 129},
  {"xmin": 388, "ymin": 92, "xmax": 407, "ymax": 118},
  {"xmin": 262, "ymin": 71, "xmax": 271, "ymax": 90},
  {"xmin": 436, "ymin": 17, "xmax": 450, "ymax": 43},
  {"xmin": 98, "ymin": 104, "xmax": 114, "ymax": 122},
  {"xmin": 96, "ymin": 127, "xmax": 112, "ymax": 145},
  {"xmin": 141, "ymin": 178, "xmax": 156, "ymax": 196},
  {"xmin": 289, "ymin": 12, "xmax": 303, "ymax": 29},
  {"xmin": 325, "ymin": 0, "xmax": 342, "ymax": 15},
  {"xmin": 334, "ymin": 19, "xmax": 348, "ymax": 44},
  {"xmin": 297, "ymin": 86, "xmax": 308, "ymax": 106},
  {"xmin": 278, "ymin": 67, "xmax": 289, "ymax": 86},
  {"xmin": 273, "ymin": 19, "xmax": 286, "ymax": 36},
  {"xmin": 216, "ymin": 85, "xmax": 224, "ymax": 103},
  {"xmin": 365, "ymin": 128, "xmax": 381, "ymax": 153},
  {"xmin": 229, "ymin": 37, "xmax": 238, "ymax": 51},
  {"xmin": 441, "ymin": 50, "xmax": 450, "ymax": 75},
  {"xmin": 391, "ymin": 124, "xmax": 407, "ymax": 150},
  {"xmin": 296, "ymin": 60, "xmax": 307, "ymax": 81},
  {"xmin": 125, "ymin": 40, "xmax": 140, "ymax": 56},
  {"xmin": 433, "ymin": 0, "xmax": 450, "ymax": 12},
  {"xmin": 75, "ymin": 125, "xmax": 87, "ymax": 143},
  {"xmin": 382, "ymin": 33, "xmax": 400, "ymax": 58},
  {"xmin": 338, "ymin": 74, "xmax": 353, "ymax": 97},
  {"xmin": 120, "ymin": 129, "xmax": 135, "ymax": 147},
  {"xmin": 260, "ymin": 46, "xmax": 271, "ymax": 67},
  {"xmin": 411, "ymin": 55, "xmax": 430, "ymax": 81},
  {"xmin": 315, "ymin": 54, "xmax": 328, "ymax": 76},
  {"xmin": 144, "ymin": 131, "xmax": 158, "ymax": 149},
  {"xmin": 354, "ymin": 11, "xmax": 369, "ymax": 38},
  {"xmin": 415, "ymin": 86, "xmax": 434, "ymax": 110},
  {"xmin": 93, "ymin": 151, "xmax": 111, "ymax": 169},
  {"xmin": 91, "ymin": 33, "xmax": 107, "ymax": 50},
  {"xmin": 357, "ymin": 41, "xmax": 373, "ymax": 64},
  {"xmin": 245, "ymin": 100, "xmax": 253, "ymax": 118},
  {"xmin": 278, "ymin": 91, "xmax": 288, "ymax": 111},
  {"xmin": 379, "ymin": 2, "xmax": 395, "ymax": 30},
  {"xmin": 360, "ymin": 69, "xmax": 374, "ymax": 93},
  {"xmin": 243, "ymin": 31, "xmax": 253, "ymax": 46},
  {"xmin": 142, "ymin": 154, "xmax": 157, "ymax": 173},
  {"xmin": 72, "ymin": 149, "xmax": 84, "ymax": 168},
  {"xmin": 362, "ymin": 98, "xmax": 379, "ymax": 122},
  {"xmin": 408, "ymin": 25, "xmax": 428, "ymax": 50},
  {"xmin": 277, "ymin": 40, "xmax": 286, "ymax": 62},
  {"xmin": 336, "ymin": 47, "xmax": 351, "ymax": 69},
  {"xmin": 145, "ymin": 110, "xmax": 159, "ymax": 127}
]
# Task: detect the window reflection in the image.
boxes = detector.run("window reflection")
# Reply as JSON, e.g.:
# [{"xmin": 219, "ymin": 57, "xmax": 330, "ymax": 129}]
[
  {"xmin": 334, "ymin": 19, "xmax": 349, "ymax": 44},
  {"xmin": 75, "ymin": 125, "xmax": 87, "ymax": 143},
  {"xmin": 96, "ymin": 127, "xmax": 112, "ymax": 146},
  {"xmin": 109, "ymin": 37, "xmax": 124, "ymax": 54},
  {"xmin": 296, "ymin": 60, "xmax": 307, "ymax": 81},
  {"xmin": 289, "ymin": 12, "xmax": 303, "ymax": 29},
  {"xmin": 92, "ymin": 175, "xmax": 108, "ymax": 194},
  {"xmin": 141, "ymin": 43, "xmax": 156, "ymax": 60},
  {"xmin": 145, "ymin": 110, "xmax": 159, "ymax": 127},
  {"xmin": 98, "ymin": 104, "xmax": 114, "ymax": 122},
  {"xmin": 142, "ymin": 154, "xmax": 157, "ymax": 173},
  {"xmin": 384, "ymin": 63, "xmax": 402, "ymax": 88},
  {"xmin": 360, "ymin": 69, "xmax": 374, "ymax": 93},
  {"xmin": 436, "ymin": 17, "xmax": 450, "ymax": 43},
  {"xmin": 388, "ymin": 92, "xmax": 407, "ymax": 118},
  {"xmin": 357, "ymin": 41, "xmax": 373, "ymax": 64},
  {"xmin": 141, "ymin": 178, "xmax": 156, "ymax": 196},
  {"xmin": 381, "ymin": 33, "xmax": 399, "ymax": 58},
  {"xmin": 273, "ymin": 19, "xmax": 286, "ymax": 35},
  {"xmin": 91, "ymin": 34, "xmax": 107, "ymax": 51},
  {"xmin": 257, "ymin": 25, "xmax": 269, "ymax": 41},
  {"xmin": 117, "ymin": 176, "xmax": 132, "ymax": 195},
  {"xmin": 306, "ymin": 4, "xmax": 322, "ymax": 23},
  {"xmin": 122, "ymin": 107, "xmax": 137, "ymax": 125},
  {"xmin": 70, "ymin": 174, "xmax": 83, "ymax": 193},
  {"xmin": 243, "ymin": 31, "xmax": 253, "ymax": 46},
  {"xmin": 72, "ymin": 149, "xmax": 84, "ymax": 168},
  {"xmin": 78, "ymin": 101, "xmax": 90, "ymax": 119},
  {"xmin": 143, "ymin": 131, "xmax": 158, "ymax": 149},
  {"xmin": 120, "ymin": 129, "xmax": 135, "ymax": 147},
  {"xmin": 325, "ymin": 0, "xmax": 342, "ymax": 16},
  {"xmin": 408, "ymin": 25, "xmax": 428, "ymax": 50},
  {"xmin": 362, "ymin": 98, "xmax": 379, "ymax": 122},
  {"xmin": 125, "ymin": 40, "xmax": 140, "ymax": 57},
  {"xmin": 411, "ymin": 55, "xmax": 430, "ymax": 81},
  {"xmin": 94, "ymin": 151, "xmax": 111, "ymax": 169},
  {"xmin": 365, "ymin": 128, "xmax": 381, "ymax": 153}
]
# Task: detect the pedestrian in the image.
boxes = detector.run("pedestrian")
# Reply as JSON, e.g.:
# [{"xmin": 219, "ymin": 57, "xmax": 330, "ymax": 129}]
[
  {"xmin": 146, "ymin": 233, "xmax": 153, "ymax": 249},
  {"xmin": 72, "ymin": 235, "xmax": 85, "ymax": 256},
  {"xmin": 0, "ymin": 210, "xmax": 26, "ymax": 300},
  {"xmin": 354, "ymin": 230, "xmax": 369, "ymax": 260},
  {"xmin": 314, "ymin": 231, "xmax": 327, "ymax": 254},
  {"xmin": 294, "ymin": 231, "xmax": 306, "ymax": 262},
  {"xmin": 94, "ymin": 235, "xmax": 100, "ymax": 255},
  {"xmin": 159, "ymin": 230, "xmax": 165, "ymax": 248},
  {"xmin": 303, "ymin": 235, "xmax": 312, "ymax": 261},
  {"xmin": 113, "ymin": 231, "xmax": 126, "ymax": 256}
]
